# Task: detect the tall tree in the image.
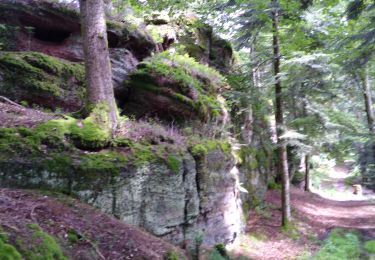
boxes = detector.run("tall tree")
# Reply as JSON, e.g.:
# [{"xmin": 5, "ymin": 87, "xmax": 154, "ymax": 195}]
[
  {"xmin": 79, "ymin": 0, "xmax": 118, "ymax": 133},
  {"xmin": 271, "ymin": 0, "xmax": 291, "ymax": 226}
]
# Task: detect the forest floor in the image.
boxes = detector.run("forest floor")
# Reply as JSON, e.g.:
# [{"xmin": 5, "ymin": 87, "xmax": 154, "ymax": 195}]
[
  {"xmin": 0, "ymin": 101, "xmax": 56, "ymax": 128},
  {"xmin": 0, "ymin": 188, "xmax": 185, "ymax": 259},
  {"xmin": 230, "ymin": 166, "xmax": 375, "ymax": 260}
]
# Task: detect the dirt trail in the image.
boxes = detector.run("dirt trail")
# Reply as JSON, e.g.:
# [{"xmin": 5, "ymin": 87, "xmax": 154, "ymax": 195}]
[
  {"xmin": 313, "ymin": 165, "xmax": 375, "ymax": 201},
  {"xmin": 232, "ymin": 166, "xmax": 375, "ymax": 260}
]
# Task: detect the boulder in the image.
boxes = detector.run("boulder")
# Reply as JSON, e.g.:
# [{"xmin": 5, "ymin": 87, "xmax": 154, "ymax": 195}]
[
  {"xmin": 0, "ymin": 52, "xmax": 85, "ymax": 112},
  {"xmin": 123, "ymin": 51, "xmax": 227, "ymax": 122}
]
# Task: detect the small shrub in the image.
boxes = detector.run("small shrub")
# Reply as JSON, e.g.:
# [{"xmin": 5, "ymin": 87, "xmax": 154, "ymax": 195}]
[
  {"xmin": 268, "ymin": 181, "xmax": 281, "ymax": 190},
  {"xmin": 208, "ymin": 248, "xmax": 226, "ymax": 260},
  {"xmin": 67, "ymin": 229, "xmax": 80, "ymax": 244},
  {"xmin": 164, "ymin": 251, "xmax": 180, "ymax": 260},
  {"xmin": 214, "ymin": 244, "xmax": 228, "ymax": 258},
  {"xmin": 364, "ymin": 240, "xmax": 375, "ymax": 254},
  {"xmin": 312, "ymin": 229, "xmax": 360, "ymax": 260}
]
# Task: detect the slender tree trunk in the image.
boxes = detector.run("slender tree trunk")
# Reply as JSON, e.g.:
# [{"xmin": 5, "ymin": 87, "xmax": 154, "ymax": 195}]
[
  {"xmin": 80, "ymin": 0, "xmax": 117, "ymax": 133},
  {"xmin": 304, "ymin": 154, "xmax": 310, "ymax": 192},
  {"xmin": 361, "ymin": 68, "xmax": 375, "ymax": 134},
  {"xmin": 272, "ymin": 0, "xmax": 291, "ymax": 227}
]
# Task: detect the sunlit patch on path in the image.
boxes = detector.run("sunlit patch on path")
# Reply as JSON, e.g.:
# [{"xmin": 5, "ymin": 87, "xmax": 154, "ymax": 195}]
[{"xmin": 311, "ymin": 165, "xmax": 375, "ymax": 201}]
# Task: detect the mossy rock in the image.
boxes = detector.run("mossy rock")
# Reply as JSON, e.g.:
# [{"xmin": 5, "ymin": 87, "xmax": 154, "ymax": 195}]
[
  {"xmin": 190, "ymin": 139, "xmax": 231, "ymax": 160},
  {"xmin": 154, "ymin": 16, "xmax": 234, "ymax": 73},
  {"xmin": 0, "ymin": 51, "xmax": 85, "ymax": 112},
  {"xmin": 124, "ymin": 51, "xmax": 226, "ymax": 122},
  {"xmin": 0, "ymin": 116, "xmax": 184, "ymax": 194}
]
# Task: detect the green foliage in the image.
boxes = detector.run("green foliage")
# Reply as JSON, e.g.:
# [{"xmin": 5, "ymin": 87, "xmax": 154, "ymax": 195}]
[
  {"xmin": 208, "ymin": 248, "xmax": 227, "ymax": 260},
  {"xmin": 67, "ymin": 229, "xmax": 80, "ymax": 244},
  {"xmin": 213, "ymin": 244, "xmax": 228, "ymax": 259},
  {"xmin": 267, "ymin": 181, "xmax": 281, "ymax": 190},
  {"xmin": 164, "ymin": 251, "xmax": 180, "ymax": 260},
  {"xmin": 364, "ymin": 240, "xmax": 375, "ymax": 254},
  {"xmin": 312, "ymin": 229, "xmax": 360, "ymax": 260},
  {"xmin": 24, "ymin": 224, "xmax": 67, "ymax": 260}
]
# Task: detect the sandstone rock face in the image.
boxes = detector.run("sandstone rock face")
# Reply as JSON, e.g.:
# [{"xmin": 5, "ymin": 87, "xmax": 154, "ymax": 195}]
[
  {"xmin": 147, "ymin": 16, "xmax": 234, "ymax": 74},
  {"xmin": 0, "ymin": 149, "xmax": 242, "ymax": 247},
  {"xmin": 124, "ymin": 51, "xmax": 227, "ymax": 122},
  {"xmin": 0, "ymin": 52, "xmax": 85, "ymax": 112},
  {"xmin": 0, "ymin": 0, "xmax": 246, "ymax": 250},
  {"xmin": 0, "ymin": 0, "xmax": 155, "ymax": 92}
]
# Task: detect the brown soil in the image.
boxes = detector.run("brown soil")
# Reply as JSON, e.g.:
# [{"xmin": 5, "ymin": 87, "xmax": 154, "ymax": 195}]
[
  {"xmin": 0, "ymin": 188, "xmax": 185, "ymax": 259},
  {"xmin": 0, "ymin": 101, "xmax": 56, "ymax": 128}
]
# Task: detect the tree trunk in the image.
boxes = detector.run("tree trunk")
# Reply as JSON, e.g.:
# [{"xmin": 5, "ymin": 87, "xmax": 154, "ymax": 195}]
[
  {"xmin": 304, "ymin": 154, "xmax": 310, "ymax": 192},
  {"xmin": 272, "ymin": 0, "xmax": 291, "ymax": 227},
  {"xmin": 361, "ymin": 68, "xmax": 375, "ymax": 134},
  {"xmin": 80, "ymin": 0, "xmax": 117, "ymax": 133}
]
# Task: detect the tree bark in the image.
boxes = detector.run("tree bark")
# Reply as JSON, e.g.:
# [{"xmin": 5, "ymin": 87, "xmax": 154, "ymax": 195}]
[
  {"xmin": 304, "ymin": 154, "xmax": 310, "ymax": 192},
  {"xmin": 361, "ymin": 67, "xmax": 375, "ymax": 134},
  {"xmin": 272, "ymin": 0, "xmax": 291, "ymax": 227},
  {"xmin": 80, "ymin": 0, "xmax": 117, "ymax": 133}
]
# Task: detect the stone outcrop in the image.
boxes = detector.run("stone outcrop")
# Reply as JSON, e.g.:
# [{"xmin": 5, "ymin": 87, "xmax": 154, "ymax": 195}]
[
  {"xmin": 0, "ymin": 52, "xmax": 85, "ymax": 112},
  {"xmin": 0, "ymin": 0, "xmax": 254, "ymax": 250},
  {"xmin": 0, "ymin": 0, "xmax": 156, "ymax": 91},
  {"xmin": 123, "ymin": 51, "xmax": 228, "ymax": 121},
  {"xmin": 146, "ymin": 15, "xmax": 234, "ymax": 74},
  {"xmin": 0, "ymin": 121, "xmax": 242, "ymax": 247}
]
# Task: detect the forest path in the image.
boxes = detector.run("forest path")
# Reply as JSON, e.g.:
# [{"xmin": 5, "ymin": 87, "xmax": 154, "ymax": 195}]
[
  {"xmin": 311, "ymin": 165, "xmax": 375, "ymax": 201},
  {"xmin": 231, "ymin": 166, "xmax": 375, "ymax": 259}
]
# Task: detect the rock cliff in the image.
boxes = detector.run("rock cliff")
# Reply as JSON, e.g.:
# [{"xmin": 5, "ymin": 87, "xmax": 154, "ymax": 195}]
[{"xmin": 0, "ymin": 0, "xmax": 272, "ymax": 251}]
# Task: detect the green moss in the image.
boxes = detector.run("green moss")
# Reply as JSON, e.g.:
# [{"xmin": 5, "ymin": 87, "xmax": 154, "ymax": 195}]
[
  {"xmin": 191, "ymin": 144, "xmax": 208, "ymax": 158},
  {"xmin": 130, "ymin": 143, "xmax": 158, "ymax": 166},
  {"xmin": 79, "ymin": 151, "xmax": 127, "ymax": 174},
  {"xmin": 166, "ymin": 155, "xmax": 181, "ymax": 174},
  {"xmin": 69, "ymin": 119, "xmax": 110, "ymax": 150},
  {"xmin": 24, "ymin": 224, "xmax": 67, "ymax": 260},
  {"xmin": 0, "ymin": 239, "xmax": 22, "ymax": 260},
  {"xmin": 190, "ymin": 140, "xmax": 231, "ymax": 158},
  {"xmin": 0, "ymin": 227, "xmax": 22, "ymax": 260},
  {"xmin": 364, "ymin": 240, "xmax": 375, "ymax": 254},
  {"xmin": 0, "ymin": 52, "xmax": 85, "ymax": 108},
  {"xmin": 129, "ymin": 51, "xmax": 225, "ymax": 119}
]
